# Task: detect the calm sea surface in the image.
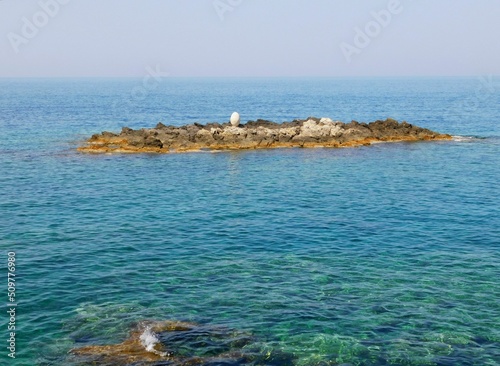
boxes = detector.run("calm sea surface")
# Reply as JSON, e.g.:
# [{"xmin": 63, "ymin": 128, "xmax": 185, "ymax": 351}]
[{"xmin": 0, "ymin": 78, "xmax": 499, "ymax": 365}]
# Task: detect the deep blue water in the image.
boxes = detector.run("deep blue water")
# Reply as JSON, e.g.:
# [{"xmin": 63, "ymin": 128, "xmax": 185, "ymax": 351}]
[{"xmin": 0, "ymin": 78, "xmax": 499, "ymax": 366}]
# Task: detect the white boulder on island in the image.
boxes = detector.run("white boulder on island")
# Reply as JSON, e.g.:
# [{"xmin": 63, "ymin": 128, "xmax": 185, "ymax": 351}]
[{"xmin": 230, "ymin": 112, "xmax": 241, "ymax": 127}]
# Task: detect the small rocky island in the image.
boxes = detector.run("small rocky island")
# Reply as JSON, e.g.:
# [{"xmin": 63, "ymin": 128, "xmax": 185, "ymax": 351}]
[{"xmin": 78, "ymin": 117, "xmax": 451, "ymax": 154}]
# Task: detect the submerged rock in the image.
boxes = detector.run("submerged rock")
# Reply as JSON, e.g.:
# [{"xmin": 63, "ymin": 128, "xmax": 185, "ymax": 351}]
[
  {"xmin": 69, "ymin": 319, "xmax": 295, "ymax": 366},
  {"xmin": 78, "ymin": 117, "xmax": 452, "ymax": 154}
]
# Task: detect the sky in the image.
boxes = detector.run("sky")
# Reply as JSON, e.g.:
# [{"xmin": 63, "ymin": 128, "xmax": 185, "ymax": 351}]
[{"xmin": 0, "ymin": 0, "xmax": 499, "ymax": 77}]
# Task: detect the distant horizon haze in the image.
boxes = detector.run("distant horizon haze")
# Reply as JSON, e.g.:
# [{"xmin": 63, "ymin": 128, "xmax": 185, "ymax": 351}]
[{"xmin": 1, "ymin": 0, "xmax": 499, "ymax": 78}]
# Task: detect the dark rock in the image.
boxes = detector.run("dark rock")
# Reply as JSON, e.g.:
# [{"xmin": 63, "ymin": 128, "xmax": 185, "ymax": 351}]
[
  {"xmin": 204, "ymin": 122, "xmax": 223, "ymax": 130},
  {"xmin": 244, "ymin": 119, "xmax": 280, "ymax": 129},
  {"xmin": 145, "ymin": 136, "xmax": 163, "ymax": 148},
  {"xmin": 121, "ymin": 127, "xmax": 147, "ymax": 137},
  {"xmin": 348, "ymin": 120, "xmax": 360, "ymax": 127},
  {"xmin": 306, "ymin": 116, "xmax": 321, "ymax": 123},
  {"xmin": 128, "ymin": 136, "xmax": 146, "ymax": 148},
  {"xmin": 282, "ymin": 120, "xmax": 303, "ymax": 128},
  {"xmin": 102, "ymin": 131, "xmax": 117, "ymax": 138}
]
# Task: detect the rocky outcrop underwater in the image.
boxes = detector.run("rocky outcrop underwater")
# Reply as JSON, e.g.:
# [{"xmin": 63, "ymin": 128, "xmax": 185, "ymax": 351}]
[
  {"xmin": 78, "ymin": 117, "xmax": 451, "ymax": 154},
  {"xmin": 69, "ymin": 319, "xmax": 295, "ymax": 365}
]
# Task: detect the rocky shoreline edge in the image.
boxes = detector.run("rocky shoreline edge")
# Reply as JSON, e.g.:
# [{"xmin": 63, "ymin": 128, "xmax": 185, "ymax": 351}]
[{"xmin": 78, "ymin": 117, "xmax": 452, "ymax": 154}]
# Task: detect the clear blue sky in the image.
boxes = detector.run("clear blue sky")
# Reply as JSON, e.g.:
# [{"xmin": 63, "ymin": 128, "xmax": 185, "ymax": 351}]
[{"xmin": 1, "ymin": 0, "xmax": 499, "ymax": 77}]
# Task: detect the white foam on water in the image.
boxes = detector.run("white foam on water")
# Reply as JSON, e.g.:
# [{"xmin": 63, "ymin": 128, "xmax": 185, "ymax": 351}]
[
  {"xmin": 139, "ymin": 327, "xmax": 172, "ymax": 357},
  {"xmin": 452, "ymin": 135, "xmax": 477, "ymax": 142},
  {"xmin": 140, "ymin": 327, "xmax": 160, "ymax": 353}
]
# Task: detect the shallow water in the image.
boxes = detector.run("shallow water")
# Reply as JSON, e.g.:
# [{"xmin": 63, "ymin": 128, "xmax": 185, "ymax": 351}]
[{"xmin": 0, "ymin": 78, "xmax": 499, "ymax": 365}]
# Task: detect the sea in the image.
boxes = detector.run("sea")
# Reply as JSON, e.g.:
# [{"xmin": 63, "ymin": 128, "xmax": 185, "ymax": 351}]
[{"xmin": 0, "ymin": 77, "xmax": 499, "ymax": 366}]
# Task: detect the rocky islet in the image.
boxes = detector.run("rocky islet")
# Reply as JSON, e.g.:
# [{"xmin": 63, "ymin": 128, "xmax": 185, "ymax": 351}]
[{"xmin": 78, "ymin": 117, "xmax": 452, "ymax": 154}]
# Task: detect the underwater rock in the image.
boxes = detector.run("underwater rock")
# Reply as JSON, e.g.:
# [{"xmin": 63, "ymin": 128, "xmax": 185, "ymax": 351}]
[
  {"xmin": 78, "ymin": 117, "xmax": 452, "ymax": 154},
  {"xmin": 70, "ymin": 320, "xmax": 189, "ymax": 364},
  {"xmin": 69, "ymin": 319, "xmax": 295, "ymax": 366}
]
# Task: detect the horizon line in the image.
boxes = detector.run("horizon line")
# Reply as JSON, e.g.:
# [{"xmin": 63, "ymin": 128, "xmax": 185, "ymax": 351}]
[{"xmin": 0, "ymin": 75, "xmax": 497, "ymax": 79}]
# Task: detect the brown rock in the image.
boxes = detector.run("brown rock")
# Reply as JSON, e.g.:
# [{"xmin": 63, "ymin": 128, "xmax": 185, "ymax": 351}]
[{"xmin": 69, "ymin": 319, "xmax": 295, "ymax": 366}]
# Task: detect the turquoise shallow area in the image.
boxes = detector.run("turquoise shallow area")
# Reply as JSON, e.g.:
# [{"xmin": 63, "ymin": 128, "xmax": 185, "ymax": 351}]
[{"xmin": 0, "ymin": 78, "xmax": 499, "ymax": 365}]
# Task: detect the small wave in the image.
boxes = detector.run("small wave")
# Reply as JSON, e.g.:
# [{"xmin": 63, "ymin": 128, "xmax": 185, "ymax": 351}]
[
  {"xmin": 139, "ymin": 327, "xmax": 172, "ymax": 357},
  {"xmin": 452, "ymin": 135, "xmax": 485, "ymax": 142}
]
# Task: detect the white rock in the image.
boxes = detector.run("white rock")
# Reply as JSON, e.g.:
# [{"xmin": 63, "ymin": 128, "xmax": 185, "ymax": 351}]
[
  {"xmin": 223, "ymin": 126, "xmax": 245, "ymax": 135},
  {"xmin": 303, "ymin": 119, "xmax": 319, "ymax": 128},
  {"xmin": 301, "ymin": 119, "xmax": 335, "ymax": 137},
  {"xmin": 230, "ymin": 112, "xmax": 241, "ymax": 127},
  {"xmin": 320, "ymin": 117, "xmax": 334, "ymax": 124}
]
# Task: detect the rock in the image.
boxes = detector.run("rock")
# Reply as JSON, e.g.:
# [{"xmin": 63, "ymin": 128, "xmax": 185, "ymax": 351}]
[
  {"xmin": 300, "ymin": 119, "xmax": 335, "ymax": 139},
  {"xmin": 245, "ymin": 119, "xmax": 278, "ymax": 129},
  {"xmin": 102, "ymin": 131, "xmax": 117, "ymax": 138},
  {"xmin": 195, "ymin": 129, "xmax": 215, "ymax": 144},
  {"xmin": 144, "ymin": 136, "xmax": 163, "ymax": 148},
  {"xmin": 204, "ymin": 122, "xmax": 223, "ymax": 130},
  {"xmin": 230, "ymin": 112, "xmax": 240, "ymax": 127},
  {"xmin": 278, "ymin": 126, "xmax": 300, "ymax": 142},
  {"xmin": 69, "ymin": 319, "xmax": 294, "ymax": 366},
  {"xmin": 185, "ymin": 125, "xmax": 201, "ymax": 142},
  {"xmin": 78, "ymin": 117, "xmax": 452, "ymax": 154},
  {"xmin": 221, "ymin": 126, "xmax": 247, "ymax": 144},
  {"xmin": 128, "ymin": 136, "xmax": 146, "ymax": 148}
]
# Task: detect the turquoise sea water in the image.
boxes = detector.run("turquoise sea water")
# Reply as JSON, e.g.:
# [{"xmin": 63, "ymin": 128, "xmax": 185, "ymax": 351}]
[{"xmin": 0, "ymin": 78, "xmax": 499, "ymax": 365}]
